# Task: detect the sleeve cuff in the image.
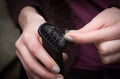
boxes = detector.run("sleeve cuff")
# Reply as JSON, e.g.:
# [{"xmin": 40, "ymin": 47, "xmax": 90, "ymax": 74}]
[
  {"xmin": 108, "ymin": 2, "xmax": 120, "ymax": 9},
  {"xmin": 6, "ymin": 0, "xmax": 41, "ymax": 30}
]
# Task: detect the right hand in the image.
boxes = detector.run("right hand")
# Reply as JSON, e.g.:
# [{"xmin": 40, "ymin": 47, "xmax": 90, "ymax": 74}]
[{"xmin": 15, "ymin": 6, "xmax": 63, "ymax": 79}]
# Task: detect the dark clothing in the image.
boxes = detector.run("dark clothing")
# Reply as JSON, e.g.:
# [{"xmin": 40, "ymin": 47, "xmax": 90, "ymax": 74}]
[
  {"xmin": 5, "ymin": 0, "xmax": 120, "ymax": 79},
  {"xmin": 67, "ymin": 0, "xmax": 120, "ymax": 71},
  {"xmin": 68, "ymin": 69, "xmax": 120, "ymax": 79},
  {"xmin": 6, "ymin": 0, "xmax": 78, "ymax": 77}
]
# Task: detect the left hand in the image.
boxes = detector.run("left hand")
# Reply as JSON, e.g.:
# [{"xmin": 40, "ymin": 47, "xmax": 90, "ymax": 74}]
[{"xmin": 65, "ymin": 7, "xmax": 120, "ymax": 64}]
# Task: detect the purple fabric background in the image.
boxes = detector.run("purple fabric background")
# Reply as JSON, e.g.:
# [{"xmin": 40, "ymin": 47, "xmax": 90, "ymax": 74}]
[{"xmin": 67, "ymin": 0, "xmax": 120, "ymax": 70}]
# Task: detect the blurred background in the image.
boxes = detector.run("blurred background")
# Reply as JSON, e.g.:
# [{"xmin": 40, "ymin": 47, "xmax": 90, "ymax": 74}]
[{"xmin": 0, "ymin": 0, "xmax": 21, "ymax": 79}]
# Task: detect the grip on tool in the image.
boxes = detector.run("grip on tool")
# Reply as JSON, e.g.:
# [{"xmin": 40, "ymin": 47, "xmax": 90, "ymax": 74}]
[{"xmin": 38, "ymin": 22, "xmax": 67, "ymax": 74}]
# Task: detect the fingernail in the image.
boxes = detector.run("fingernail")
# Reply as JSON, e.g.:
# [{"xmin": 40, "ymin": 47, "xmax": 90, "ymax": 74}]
[
  {"xmin": 56, "ymin": 75, "xmax": 64, "ymax": 79},
  {"xmin": 65, "ymin": 30, "xmax": 76, "ymax": 33},
  {"xmin": 56, "ymin": 77, "xmax": 63, "ymax": 79},
  {"xmin": 64, "ymin": 30, "xmax": 76, "ymax": 41},
  {"xmin": 52, "ymin": 65, "xmax": 60, "ymax": 73},
  {"xmin": 64, "ymin": 35, "xmax": 73, "ymax": 42}
]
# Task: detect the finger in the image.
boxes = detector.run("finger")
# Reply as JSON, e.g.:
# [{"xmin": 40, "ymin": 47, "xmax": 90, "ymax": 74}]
[
  {"xmin": 26, "ymin": 71, "xmax": 41, "ymax": 79},
  {"xmin": 77, "ymin": 7, "xmax": 120, "ymax": 33},
  {"xmin": 100, "ymin": 52, "xmax": 120, "ymax": 64},
  {"xmin": 27, "ymin": 69, "xmax": 40, "ymax": 79},
  {"xmin": 65, "ymin": 25, "xmax": 120, "ymax": 43},
  {"xmin": 26, "ymin": 72, "xmax": 33, "ymax": 79},
  {"xmin": 16, "ymin": 51, "xmax": 41, "ymax": 79},
  {"xmin": 23, "ymin": 34, "xmax": 60, "ymax": 73},
  {"xmin": 16, "ymin": 50, "xmax": 35, "ymax": 79},
  {"xmin": 96, "ymin": 39, "xmax": 120, "ymax": 56},
  {"xmin": 77, "ymin": 18, "xmax": 105, "ymax": 33},
  {"xmin": 16, "ymin": 41, "xmax": 59, "ymax": 79},
  {"xmin": 62, "ymin": 53, "xmax": 68, "ymax": 61},
  {"xmin": 64, "ymin": 16, "xmax": 105, "ymax": 42},
  {"xmin": 16, "ymin": 50, "xmax": 27, "ymax": 70}
]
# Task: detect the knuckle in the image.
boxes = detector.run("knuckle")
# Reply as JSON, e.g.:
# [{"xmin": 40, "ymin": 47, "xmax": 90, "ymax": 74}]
[
  {"xmin": 40, "ymin": 72, "xmax": 55, "ymax": 79},
  {"xmin": 21, "ymin": 33, "xmax": 40, "ymax": 55},
  {"xmin": 21, "ymin": 33, "xmax": 29, "ymax": 41},
  {"xmin": 15, "ymin": 39, "xmax": 21, "ymax": 49},
  {"xmin": 29, "ymin": 43, "xmax": 40, "ymax": 54},
  {"xmin": 27, "ymin": 66, "xmax": 33, "ymax": 73},
  {"xmin": 98, "ymin": 43, "xmax": 107, "ymax": 55},
  {"xmin": 26, "ymin": 61, "xmax": 56, "ymax": 79},
  {"xmin": 101, "ymin": 56, "xmax": 110, "ymax": 64},
  {"xmin": 102, "ymin": 58, "xmax": 108, "ymax": 64},
  {"xmin": 26, "ymin": 61, "xmax": 35, "ymax": 71},
  {"xmin": 24, "ymin": 65, "xmax": 31, "ymax": 73},
  {"xmin": 100, "ymin": 55, "xmax": 112, "ymax": 64}
]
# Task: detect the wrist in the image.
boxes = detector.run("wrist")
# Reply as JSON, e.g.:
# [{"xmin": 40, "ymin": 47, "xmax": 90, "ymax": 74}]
[{"xmin": 18, "ymin": 6, "xmax": 45, "ymax": 30}]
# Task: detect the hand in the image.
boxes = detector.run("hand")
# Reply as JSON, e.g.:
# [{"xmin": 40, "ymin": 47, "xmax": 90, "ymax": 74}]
[
  {"xmin": 15, "ymin": 6, "xmax": 64, "ymax": 79},
  {"xmin": 65, "ymin": 7, "xmax": 120, "ymax": 64}
]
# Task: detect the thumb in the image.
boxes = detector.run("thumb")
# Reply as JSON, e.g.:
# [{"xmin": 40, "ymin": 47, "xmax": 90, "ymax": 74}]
[
  {"xmin": 64, "ymin": 19, "xmax": 117, "ymax": 43},
  {"xmin": 64, "ymin": 29, "xmax": 102, "ymax": 43}
]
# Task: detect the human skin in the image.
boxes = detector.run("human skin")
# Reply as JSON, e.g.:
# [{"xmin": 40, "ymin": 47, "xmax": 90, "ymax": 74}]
[
  {"xmin": 65, "ymin": 7, "xmax": 120, "ymax": 64},
  {"xmin": 16, "ymin": 6, "xmax": 120, "ymax": 79},
  {"xmin": 15, "ymin": 6, "xmax": 64, "ymax": 79}
]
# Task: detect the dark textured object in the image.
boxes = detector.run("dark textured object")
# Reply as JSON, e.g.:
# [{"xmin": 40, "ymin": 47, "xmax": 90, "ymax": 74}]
[{"xmin": 38, "ymin": 22, "xmax": 67, "ymax": 75}]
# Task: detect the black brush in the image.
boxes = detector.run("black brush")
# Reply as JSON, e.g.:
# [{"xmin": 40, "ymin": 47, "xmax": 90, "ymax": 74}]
[{"xmin": 38, "ymin": 22, "xmax": 67, "ymax": 75}]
